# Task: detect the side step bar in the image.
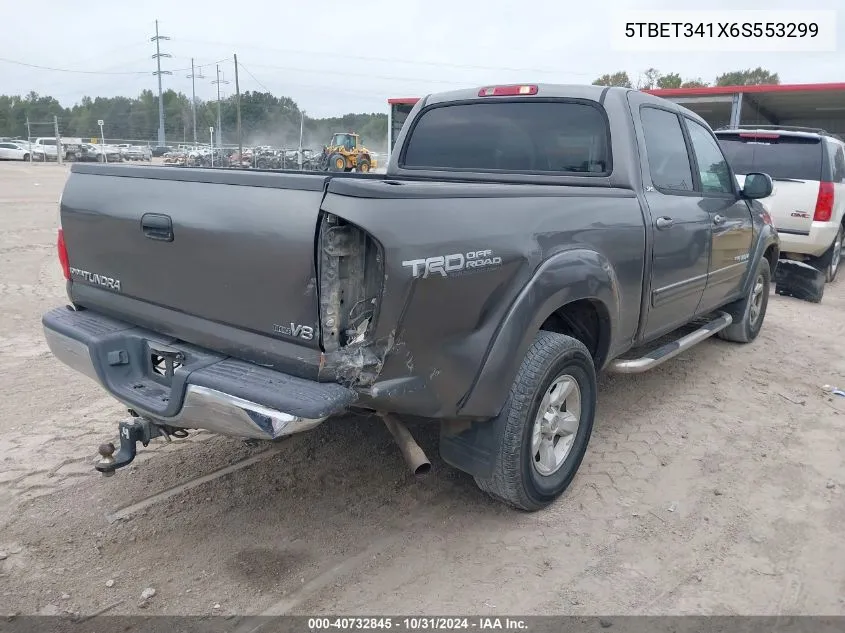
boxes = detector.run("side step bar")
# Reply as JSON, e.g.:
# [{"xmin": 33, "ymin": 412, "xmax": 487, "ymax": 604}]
[{"xmin": 607, "ymin": 312, "xmax": 732, "ymax": 374}]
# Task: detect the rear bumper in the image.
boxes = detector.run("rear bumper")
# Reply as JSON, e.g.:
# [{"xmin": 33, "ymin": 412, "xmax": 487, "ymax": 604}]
[
  {"xmin": 778, "ymin": 220, "xmax": 839, "ymax": 258},
  {"xmin": 42, "ymin": 306, "xmax": 356, "ymax": 440}
]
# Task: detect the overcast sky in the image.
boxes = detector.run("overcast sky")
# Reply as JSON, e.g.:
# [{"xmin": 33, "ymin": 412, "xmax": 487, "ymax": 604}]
[{"xmin": 2, "ymin": 0, "xmax": 842, "ymax": 118}]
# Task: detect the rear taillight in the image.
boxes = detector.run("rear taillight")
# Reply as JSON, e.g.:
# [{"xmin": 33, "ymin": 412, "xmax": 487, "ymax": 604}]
[
  {"xmin": 57, "ymin": 228, "xmax": 70, "ymax": 280},
  {"xmin": 317, "ymin": 213, "xmax": 383, "ymax": 353},
  {"xmin": 478, "ymin": 85, "xmax": 538, "ymax": 97},
  {"xmin": 814, "ymin": 181, "xmax": 834, "ymax": 222}
]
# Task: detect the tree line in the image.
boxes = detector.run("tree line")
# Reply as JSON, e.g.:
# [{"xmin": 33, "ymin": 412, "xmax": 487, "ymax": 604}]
[
  {"xmin": 592, "ymin": 67, "xmax": 780, "ymax": 89},
  {"xmin": 0, "ymin": 67, "xmax": 781, "ymax": 149},
  {"xmin": 0, "ymin": 89, "xmax": 389, "ymax": 151}
]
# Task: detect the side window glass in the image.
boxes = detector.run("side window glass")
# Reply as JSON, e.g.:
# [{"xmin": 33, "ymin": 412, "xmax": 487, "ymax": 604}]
[
  {"xmin": 833, "ymin": 146, "xmax": 845, "ymax": 183},
  {"xmin": 685, "ymin": 119, "xmax": 734, "ymax": 194},
  {"xmin": 640, "ymin": 107, "xmax": 693, "ymax": 192}
]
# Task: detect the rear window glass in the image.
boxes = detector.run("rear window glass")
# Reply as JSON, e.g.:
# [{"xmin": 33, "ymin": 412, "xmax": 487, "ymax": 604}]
[
  {"xmin": 401, "ymin": 101, "xmax": 610, "ymax": 174},
  {"xmin": 716, "ymin": 134, "xmax": 823, "ymax": 181}
]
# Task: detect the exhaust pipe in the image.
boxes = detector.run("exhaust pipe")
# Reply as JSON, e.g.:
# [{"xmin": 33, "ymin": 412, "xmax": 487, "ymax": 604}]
[{"xmin": 380, "ymin": 413, "xmax": 432, "ymax": 478}]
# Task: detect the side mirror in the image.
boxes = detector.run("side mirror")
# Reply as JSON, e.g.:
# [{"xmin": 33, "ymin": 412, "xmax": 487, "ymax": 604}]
[{"xmin": 742, "ymin": 172, "xmax": 773, "ymax": 199}]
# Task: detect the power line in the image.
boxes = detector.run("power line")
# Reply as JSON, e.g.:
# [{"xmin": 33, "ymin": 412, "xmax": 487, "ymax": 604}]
[
  {"xmin": 173, "ymin": 37, "xmax": 597, "ymax": 77},
  {"xmin": 246, "ymin": 60, "xmax": 473, "ymax": 88},
  {"xmin": 0, "ymin": 57, "xmax": 152, "ymax": 75},
  {"xmin": 236, "ymin": 61, "xmax": 271, "ymax": 93},
  {"xmin": 0, "ymin": 55, "xmax": 231, "ymax": 77}
]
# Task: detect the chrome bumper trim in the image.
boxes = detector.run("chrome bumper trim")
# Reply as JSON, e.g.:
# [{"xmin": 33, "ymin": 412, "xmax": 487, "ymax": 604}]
[{"xmin": 43, "ymin": 325, "xmax": 327, "ymax": 441}]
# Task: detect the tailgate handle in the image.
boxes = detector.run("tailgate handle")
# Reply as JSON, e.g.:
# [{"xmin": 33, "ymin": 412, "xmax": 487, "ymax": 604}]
[{"xmin": 141, "ymin": 213, "xmax": 174, "ymax": 242}]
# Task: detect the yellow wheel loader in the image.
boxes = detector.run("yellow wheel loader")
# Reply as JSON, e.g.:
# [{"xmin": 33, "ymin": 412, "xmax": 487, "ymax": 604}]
[{"xmin": 316, "ymin": 133, "xmax": 378, "ymax": 173}]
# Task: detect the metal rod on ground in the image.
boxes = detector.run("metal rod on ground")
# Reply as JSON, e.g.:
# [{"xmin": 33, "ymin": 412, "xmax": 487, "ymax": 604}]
[
  {"xmin": 379, "ymin": 413, "xmax": 431, "ymax": 478},
  {"xmin": 234, "ymin": 54, "xmax": 242, "ymax": 163},
  {"xmin": 54, "ymin": 115, "xmax": 63, "ymax": 166}
]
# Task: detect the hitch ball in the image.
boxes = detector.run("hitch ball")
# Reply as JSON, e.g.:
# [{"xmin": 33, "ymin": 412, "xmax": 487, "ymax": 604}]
[{"xmin": 97, "ymin": 442, "xmax": 117, "ymax": 477}]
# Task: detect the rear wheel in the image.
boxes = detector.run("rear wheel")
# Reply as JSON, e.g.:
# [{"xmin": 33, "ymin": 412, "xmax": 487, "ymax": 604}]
[
  {"xmin": 718, "ymin": 256, "xmax": 771, "ymax": 343},
  {"xmin": 812, "ymin": 224, "xmax": 843, "ymax": 283},
  {"xmin": 473, "ymin": 331, "xmax": 596, "ymax": 511},
  {"xmin": 22, "ymin": 153, "xmax": 29, "ymax": 162}
]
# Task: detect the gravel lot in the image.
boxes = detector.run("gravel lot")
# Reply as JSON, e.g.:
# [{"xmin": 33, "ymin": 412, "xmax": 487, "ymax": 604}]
[{"xmin": 1, "ymin": 160, "xmax": 844, "ymax": 618}]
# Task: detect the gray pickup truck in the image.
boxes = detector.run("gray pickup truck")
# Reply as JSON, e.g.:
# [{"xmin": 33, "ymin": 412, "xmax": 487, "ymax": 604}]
[{"xmin": 43, "ymin": 84, "xmax": 778, "ymax": 511}]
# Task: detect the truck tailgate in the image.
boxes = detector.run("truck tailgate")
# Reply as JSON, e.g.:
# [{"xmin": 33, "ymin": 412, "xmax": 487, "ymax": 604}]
[{"xmin": 61, "ymin": 165, "xmax": 327, "ymax": 351}]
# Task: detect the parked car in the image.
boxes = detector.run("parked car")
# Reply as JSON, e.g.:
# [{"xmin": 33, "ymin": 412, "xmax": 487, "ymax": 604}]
[
  {"xmin": 717, "ymin": 126, "xmax": 845, "ymax": 301},
  {"xmin": 0, "ymin": 141, "xmax": 31, "ymax": 161},
  {"xmin": 151, "ymin": 145, "xmax": 173, "ymax": 157},
  {"xmin": 7, "ymin": 141, "xmax": 47, "ymax": 161},
  {"xmin": 43, "ymin": 84, "xmax": 778, "ymax": 511},
  {"xmin": 124, "ymin": 146, "xmax": 152, "ymax": 161},
  {"xmin": 32, "ymin": 137, "xmax": 84, "ymax": 161},
  {"xmin": 75, "ymin": 143, "xmax": 122, "ymax": 163}
]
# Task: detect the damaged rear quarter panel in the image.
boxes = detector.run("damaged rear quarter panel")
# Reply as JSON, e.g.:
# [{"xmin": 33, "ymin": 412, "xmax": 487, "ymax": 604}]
[{"xmin": 320, "ymin": 179, "xmax": 645, "ymax": 418}]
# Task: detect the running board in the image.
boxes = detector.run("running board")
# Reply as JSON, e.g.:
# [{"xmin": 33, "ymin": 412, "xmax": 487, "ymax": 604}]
[{"xmin": 607, "ymin": 312, "xmax": 732, "ymax": 374}]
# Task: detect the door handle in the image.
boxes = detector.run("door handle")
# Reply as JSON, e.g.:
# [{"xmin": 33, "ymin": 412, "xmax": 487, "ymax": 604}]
[
  {"xmin": 655, "ymin": 216, "xmax": 674, "ymax": 230},
  {"xmin": 713, "ymin": 214, "xmax": 727, "ymax": 226},
  {"xmin": 141, "ymin": 213, "xmax": 174, "ymax": 242}
]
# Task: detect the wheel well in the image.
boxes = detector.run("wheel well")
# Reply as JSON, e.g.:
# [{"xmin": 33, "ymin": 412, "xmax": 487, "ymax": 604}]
[
  {"xmin": 539, "ymin": 299, "xmax": 611, "ymax": 368},
  {"xmin": 763, "ymin": 244, "xmax": 778, "ymax": 277}
]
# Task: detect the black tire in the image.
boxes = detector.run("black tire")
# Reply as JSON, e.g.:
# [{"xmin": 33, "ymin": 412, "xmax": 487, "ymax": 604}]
[
  {"xmin": 473, "ymin": 331, "xmax": 596, "ymax": 511},
  {"xmin": 357, "ymin": 157, "xmax": 371, "ymax": 173},
  {"xmin": 718, "ymin": 257, "xmax": 771, "ymax": 343},
  {"xmin": 22, "ymin": 153, "xmax": 29, "ymax": 162},
  {"xmin": 811, "ymin": 224, "xmax": 843, "ymax": 283},
  {"xmin": 329, "ymin": 153, "xmax": 346, "ymax": 172}
]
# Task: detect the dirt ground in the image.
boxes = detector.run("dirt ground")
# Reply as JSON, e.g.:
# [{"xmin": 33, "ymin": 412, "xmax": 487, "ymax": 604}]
[{"xmin": 0, "ymin": 160, "xmax": 844, "ymax": 619}]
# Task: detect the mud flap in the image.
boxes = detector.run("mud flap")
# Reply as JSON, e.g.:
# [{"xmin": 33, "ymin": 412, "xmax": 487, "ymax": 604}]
[
  {"xmin": 439, "ymin": 412, "xmax": 507, "ymax": 479},
  {"xmin": 775, "ymin": 259, "xmax": 825, "ymax": 304}
]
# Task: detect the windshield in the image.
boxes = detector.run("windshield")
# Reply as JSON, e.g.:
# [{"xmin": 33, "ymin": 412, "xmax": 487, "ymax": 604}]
[{"xmin": 717, "ymin": 134, "xmax": 823, "ymax": 181}]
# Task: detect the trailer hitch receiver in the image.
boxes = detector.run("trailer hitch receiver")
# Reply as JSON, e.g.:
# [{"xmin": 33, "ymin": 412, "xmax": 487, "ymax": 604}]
[{"xmin": 95, "ymin": 418, "xmax": 168, "ymax": 476}]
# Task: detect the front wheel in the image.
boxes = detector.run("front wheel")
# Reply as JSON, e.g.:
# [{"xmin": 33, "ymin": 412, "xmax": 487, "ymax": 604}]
[
  {"xmin": 329, "ymin": 153, "xmax": 346, "ymax": 172},
  {"xmin": 22, "ymin": 153, "xmax": 29, "ymax": 162},
  {"xmin": 474, "ymin": 331, "xmax": 596, "ymax": 511},
  {"xmin": 718, "ymin": 256, "xmax": 771, "ymax": 343}
]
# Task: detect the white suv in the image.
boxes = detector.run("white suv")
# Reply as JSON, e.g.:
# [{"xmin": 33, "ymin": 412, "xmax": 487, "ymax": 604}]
[{"xmin": 716, "ymin": 127, "xmax": 845, "ymax": 283}]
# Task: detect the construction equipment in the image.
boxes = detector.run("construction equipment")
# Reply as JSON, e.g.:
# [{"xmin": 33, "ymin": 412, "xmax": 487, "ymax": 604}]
[{"xmin": 316, "ymin": 132, "xmax": 378, "ymax": 173}]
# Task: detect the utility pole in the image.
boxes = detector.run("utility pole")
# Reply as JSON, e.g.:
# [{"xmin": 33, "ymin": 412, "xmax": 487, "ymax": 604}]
[
  {"xmin": 186, "ymin": 59, "xmax": 205, "ymax": 147},
  {"xmin": 150, "ymin": 20, "xmax": 172, "ymax": 147},
  {"xmin": 233, "ymin": 54, "xmax": 242, "ymax": 161},
  {"xmin": 211, "ymin": 66, "xmax": 229, "ymax": 149},
  {"xmin": 54, "ymin": 116, "xmax": 63, "ymax": 166},
  {"xmin": 298, "ymin": 110, "xmax": 305, "ymax": 169},
  {"xmin": 26, "ymin": 117, "xmax": 32, "ymax": 164}
]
